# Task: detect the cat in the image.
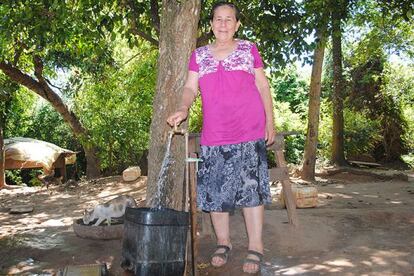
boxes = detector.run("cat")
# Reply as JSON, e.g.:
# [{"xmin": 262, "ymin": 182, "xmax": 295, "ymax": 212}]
[
  {"xmin": 82, "ymin": 195, "xmax": 137, "ymax": 226},
  {"xmin": 37, "ymin": 173, "xmax": 63, "ymax": 189}
]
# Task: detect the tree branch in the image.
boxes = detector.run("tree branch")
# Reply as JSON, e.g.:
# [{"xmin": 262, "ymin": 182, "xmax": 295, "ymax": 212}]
[
  {"xmin": 32, "ymin": 56, "xmax": 63, "ymax": 91},
  {"xmin": 45, "ymin": 79, "xmax": 64, "ymax": 91},
  {"xmin": 0, "ymin": 60, "xmax": 86, "ymax": 136},
  {"xmin": 150, "ymin": 0, "xmax": 160, "ymax": 36},
  {"xmin": 33, "ymin": 56, "xmax": 45, "ymax": 83},
  {"xmin": 130, "ymin": 26, "xmax": 159, "ymax": 46},
  {"xmin": 0, "ymin": 60, "xmax": 48, "ymax": 99},
  {"xmin": 125, "ymin": 0, "xmax": 159, "ymax": 46}
]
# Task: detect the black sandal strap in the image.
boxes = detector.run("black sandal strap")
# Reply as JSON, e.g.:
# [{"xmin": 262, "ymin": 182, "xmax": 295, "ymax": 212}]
[
  {"xmin": 211, "ymin": 245, "xmax": 231, "ymax": 266},
  {"xmin": 215, "ymin": 245, "xmax": 231, "ymax": 252},
  {"xmin": 246, "ymin": 250, "xmax": 263, "ymax": 262},
  {"xmin": 211, "ymin": 252, "xmax": 228, "ymax": 260},
  {"xmin": 211, "ymin": 245, "xmax": 231, "ymax": 259},
  {"xmin": 243, "ymin": 258, "xmax": 261, "ymax": 265}
]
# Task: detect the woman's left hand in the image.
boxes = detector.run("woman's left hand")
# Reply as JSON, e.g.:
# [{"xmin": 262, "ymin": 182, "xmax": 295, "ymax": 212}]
[{"xmin": 265, "ymin": 123, "xmax": 275, "ymax": 146}]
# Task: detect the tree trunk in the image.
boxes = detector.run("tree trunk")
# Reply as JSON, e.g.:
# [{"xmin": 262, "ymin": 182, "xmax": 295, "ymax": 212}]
[
  {"xmin": 331, "ymin": 8, "xmax": 347, "ymax": 166},
  {"xmin": 300, "ymin": 28, "xmax": 327, "ymax": 181},
  {"xmin": 0, "ymin": 126, "xmax": 4, "ymax": 188},
  {"xmin": 0, "ymin": 61, "xmax": 101, "ymax": 178},
  {"xmin": 146, "ymin": 0, "xmax": 200, "ymax": 210}
]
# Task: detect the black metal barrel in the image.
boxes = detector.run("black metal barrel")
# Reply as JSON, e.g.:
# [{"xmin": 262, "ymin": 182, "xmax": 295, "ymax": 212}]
[{"xmin": 121, "ymin": 207, "xmax": 189, "ymax": 276}]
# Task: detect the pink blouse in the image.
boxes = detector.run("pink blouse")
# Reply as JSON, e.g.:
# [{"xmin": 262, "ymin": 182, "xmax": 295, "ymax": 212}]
[{"xmin": 189, "ymin": 40, "xmax": 266, "ymax": 146}]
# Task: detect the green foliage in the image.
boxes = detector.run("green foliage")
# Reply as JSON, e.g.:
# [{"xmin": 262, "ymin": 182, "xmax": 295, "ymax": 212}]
[
  {"xmin": 403, "ymin": 106, "xmax": 414, "ymax": 154},
  {"xmin": 271, "ymin": 66, "xmax": 309, "ymax": 115},
  {"xmin": 188, "ymin": 96, "xmax": 203, "ymax": 133},
  {"xmin": 274, "ymin": 101, "xmax": 306, "ymax": 164},
  {"xmin": 2, "ymin": 86, "xmax": 37, "ymax": 138},
  {"xmin": 0, "ymin": 0, "xmax": 116, "ymax": 73},
  {"xmin": 28, "ymin": 169, "xmax": 43, "ymax": 187},
  {"xmin": 343, "ymin": 108, "xmax": 382, "ymax": 157},
  {"xmin": 2, "ymin": 0, "xmax": 413, "ymax": 173},
  {"xmin": 318, "ymin": 99, "xmax": 333, "ymax": 161},
  {"xmin": 318, "ymin": 91, "xmax": 408, "ymax": 164},
  {"xmin": 5, "ymin": 170, "xmax": 23, "ymax": 186},
  {"xmin": 197, "ymin": 0, "xmax": 314, "ymax": 69},
  {"xmin": 349, "ymin": 0, "xmax": 414, "ymax": 63},
  {"xmin": 25, "ymin": 103, "xmax": 84, "ymax": 177},
  {"xmin": 318, "ymin": 57, "xmax": 414, "ymax": 164},
  {"xmin": 382, "ymin": 63, "xmax": 414, "ymax": 159},
  {"xmin": 401, "ymin": 153, "xmax": 414, "ymax": 168},
  {"xmin": 348, "ymin": 53, "xmax": 410, "ymax": 161},
  {"xmin": 26, "ymin": 103, "xmax": 78, "ymax": 149},
  {"xmin": 274, "ymin": 101, "xmax": 304, "ymax": 133},
  {"xmin": 74, "ymin": 43, "xmax": 157, "ymax": 174}
]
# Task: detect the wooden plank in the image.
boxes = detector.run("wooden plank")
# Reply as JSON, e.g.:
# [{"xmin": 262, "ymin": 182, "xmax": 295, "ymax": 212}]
[
  {"xmin": 274, "ymin": 150, "xmax": 299, "ymax": 226},
  {"xmin": 269, "ymin": 135, "xmax": 285, "ymax": 151},
  {"xmin": 280, "ymin": 179, "xmax": 298, "ymax": 226},
  {"xmin": 348, "ymin": 160, "xmax": 381, "ymax": 167},
  {"xmin": 269, "ymin": 167, "xmax": 289, "ymax": 181}
]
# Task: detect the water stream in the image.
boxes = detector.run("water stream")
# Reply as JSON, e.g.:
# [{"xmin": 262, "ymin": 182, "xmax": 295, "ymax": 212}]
[{"xmin": 152, "ymin": 132, "xmax": 174, "ymax": 209}]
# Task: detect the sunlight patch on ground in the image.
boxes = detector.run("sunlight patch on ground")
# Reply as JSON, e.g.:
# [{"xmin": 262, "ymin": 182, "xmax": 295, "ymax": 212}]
[
  {"xmin": 361, "ymin": 260, "xmax": 373, "ymax": 266},
  {"xmin": 334, "ymin": 193, "xmax": 354, "ymax": 199},
  {"xmin": 19, "ymin": 233, "xmax": 65, "ymax": 250},
  {"xmin": 42, "ymin": 218, "xmax": 66, "ymax": 227},
  {"xmin": 363, "ymin": 194, "xmax": 379, "ymax": 198},
  {"xmin": 1, "ymin": 215, "xmax": 77, "ymax": 236},
  {"xmin": 356, "ymin": 246, "xmax": 412, "ymax": 268},
  {"xmin": 333, "ymin": 184, "xmax": 345, "ymax": 189},
  {"xmin": 45, "ymin": 193, "xmax": 74, "ymax": 199},
  {"xmin": 275, "ymin": 263, "xmax": 345, "ymax": 274},
  {"xmin": 324, "ymin": 258, "xmax": 355, "ymax": 267}
]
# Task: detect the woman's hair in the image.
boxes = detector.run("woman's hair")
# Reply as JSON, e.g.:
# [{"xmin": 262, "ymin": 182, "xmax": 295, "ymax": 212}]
[{"xmin": 210, "ymin": 1, "xmax": 240, "ymax": 21}]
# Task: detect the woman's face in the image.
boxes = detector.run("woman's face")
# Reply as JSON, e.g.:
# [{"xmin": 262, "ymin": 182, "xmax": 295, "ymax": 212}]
[{"xmin": 211, "ymin": 5, "xmax": 240, "ymax": 43}]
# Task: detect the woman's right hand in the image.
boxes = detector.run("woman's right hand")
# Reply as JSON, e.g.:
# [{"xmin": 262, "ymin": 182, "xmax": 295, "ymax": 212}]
[{"xmin": 167, "ymin": 108, "xmax": 188, "ymax": 127}]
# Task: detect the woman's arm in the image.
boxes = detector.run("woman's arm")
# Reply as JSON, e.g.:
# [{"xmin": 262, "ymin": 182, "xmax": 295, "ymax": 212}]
[
  {"xmin": 254, "ymin": 67, "xmax": 275, "ymax": 145},
  {"xmin": 167, "ymin": 71, "xmax": 199, "ymax": 127}
]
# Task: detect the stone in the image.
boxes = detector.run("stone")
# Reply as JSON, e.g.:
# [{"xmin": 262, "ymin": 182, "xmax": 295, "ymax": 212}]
[{"xmin": 122, "ymin": 166, "xmax": 141, "ymax": 182}]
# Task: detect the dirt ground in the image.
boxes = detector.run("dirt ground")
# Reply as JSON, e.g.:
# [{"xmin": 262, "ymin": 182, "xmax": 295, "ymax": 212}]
[{"xmin": 1, "ymin": 170, "xmax": 413, "ymax": 276}]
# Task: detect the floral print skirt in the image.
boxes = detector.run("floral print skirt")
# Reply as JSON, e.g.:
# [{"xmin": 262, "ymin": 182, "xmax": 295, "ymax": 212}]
[{"xmin": 197, "ymin": 139, "xmax": 272, "ymax": 212}]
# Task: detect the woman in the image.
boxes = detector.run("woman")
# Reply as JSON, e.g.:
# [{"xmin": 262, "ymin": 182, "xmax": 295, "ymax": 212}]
[{"xmin": 167, "ymin": 1, "xmax": 274, "ymax": 274}]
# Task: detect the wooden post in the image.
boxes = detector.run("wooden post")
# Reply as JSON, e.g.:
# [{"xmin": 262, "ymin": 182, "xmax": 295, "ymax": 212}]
[
  {"xmin": 0, "ymin": 127, "xmax": 4, "ymax": 189},
  {"xmin": 189, "ymin": 152, "xmax": 198, "ymax": 276},
  {"xmin": 188, "ymin": 134, "xmax": 214, "ymax": 238},
  {"xmin": 270, "ymin": 133, "xmax": 299, "ymax": 226},
  {"xmin": 54, "ymin": 154, "xmax": 67, "ymax": 182}
]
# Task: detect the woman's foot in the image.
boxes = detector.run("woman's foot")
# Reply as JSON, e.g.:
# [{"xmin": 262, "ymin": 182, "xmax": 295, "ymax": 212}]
[
  {"xmin": 242, "ymin": 250, "xmax": 263, "ymax": 274},
  {"xmin": 211, "ymin": 244, "xmax": 232, "ymax": 268}
]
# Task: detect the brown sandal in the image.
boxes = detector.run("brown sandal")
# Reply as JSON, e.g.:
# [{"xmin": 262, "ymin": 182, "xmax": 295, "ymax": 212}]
[
  {"xmin": 210, "ymin": 245, "xmax": 231, "ymax": 268},
  {"xmin": 243, "ymin": 250, "xmax": 263, "ymax": 274}
]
